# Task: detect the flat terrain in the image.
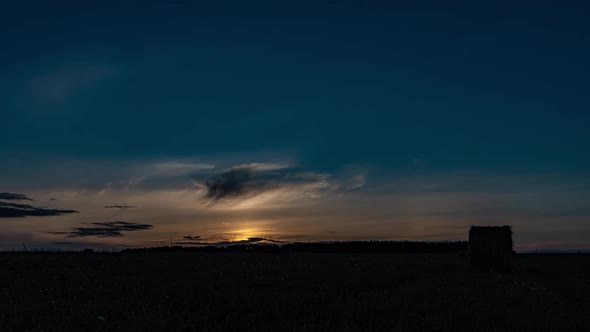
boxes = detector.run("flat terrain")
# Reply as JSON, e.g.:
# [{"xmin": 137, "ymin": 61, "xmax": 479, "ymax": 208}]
[{"xmin": 0, "ymin": 253, "xmax": 589, "ymax": 331}]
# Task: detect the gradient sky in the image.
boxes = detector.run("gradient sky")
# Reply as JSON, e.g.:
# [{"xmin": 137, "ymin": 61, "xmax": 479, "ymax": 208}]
[{"xmin": 1, "ymin": 1, "xmax": 589, "ymax": 251}]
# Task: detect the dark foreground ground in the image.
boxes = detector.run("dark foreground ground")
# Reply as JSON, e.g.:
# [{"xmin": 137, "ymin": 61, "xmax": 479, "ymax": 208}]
[{"xmin": 0, "ymin": 253, "xmax": 589, "ymax": 331}]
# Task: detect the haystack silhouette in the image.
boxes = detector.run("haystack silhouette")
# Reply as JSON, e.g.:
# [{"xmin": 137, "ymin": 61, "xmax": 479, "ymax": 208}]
[{"xmin": 469, "ymin": 226, "xmax": 513, "ymax": 270}]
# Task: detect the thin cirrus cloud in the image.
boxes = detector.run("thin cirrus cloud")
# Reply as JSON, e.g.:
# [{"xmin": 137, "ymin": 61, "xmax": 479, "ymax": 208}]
[
  {"xmin": 30, "ymin": 63, "xmax": 119, "ymax": 103},
  {"xmin": 49, "ymin": 221, "xmax": 154, "ymax": 238},
  {"xmin": 96, "ymin": 160, "xmax": 217, "ymax": 190},
  {"xmin": 147, "ymin": 161, "xmax": 215, "ymax": 177}
]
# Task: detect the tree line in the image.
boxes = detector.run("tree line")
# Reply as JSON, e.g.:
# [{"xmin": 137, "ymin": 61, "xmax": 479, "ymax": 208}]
[{"xmin": 123, "ymin": 240, "xmax": 468, "ymax": 254}]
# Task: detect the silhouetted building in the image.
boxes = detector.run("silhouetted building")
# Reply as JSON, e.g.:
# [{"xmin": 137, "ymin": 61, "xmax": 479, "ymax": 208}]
[{"xmin": 469, "ymin": 226, "xmax": 513, "ymax": 270}]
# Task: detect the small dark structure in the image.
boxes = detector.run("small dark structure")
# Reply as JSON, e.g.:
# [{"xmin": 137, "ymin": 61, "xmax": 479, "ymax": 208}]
[
  {"xmin": 83, "ymin": 248, "xmax": 94, "ymax": 253},
  {"xmin": 469, "ymin": 226, "xmax": 513, "ymax": 270}
]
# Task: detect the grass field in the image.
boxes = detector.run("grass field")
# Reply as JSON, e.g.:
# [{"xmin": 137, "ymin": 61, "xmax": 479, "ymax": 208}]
[{"xmin": 0, "ymin": 253, "xmax": 589, "ymax": 331}]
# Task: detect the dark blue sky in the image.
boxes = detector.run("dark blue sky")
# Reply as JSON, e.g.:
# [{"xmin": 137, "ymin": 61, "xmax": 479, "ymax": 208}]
[{"xmin": 1, "ymin": 1, "xmax": 589, "ymax": 250}]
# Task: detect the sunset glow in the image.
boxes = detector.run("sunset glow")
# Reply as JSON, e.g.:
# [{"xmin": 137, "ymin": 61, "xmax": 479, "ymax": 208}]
[{"xmin": 1, "ymin": 2, "xmax": 589, "ymax": 251}]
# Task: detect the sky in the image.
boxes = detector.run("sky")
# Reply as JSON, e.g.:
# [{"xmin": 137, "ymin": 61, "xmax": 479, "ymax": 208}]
[{"xmin": 1, "ymin": 1, "xmax": 589, "ymax": 251}]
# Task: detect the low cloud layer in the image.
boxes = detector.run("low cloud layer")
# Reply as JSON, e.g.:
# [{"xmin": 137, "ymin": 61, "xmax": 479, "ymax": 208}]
[
  {"xmin": 0, "ymin": 201, "xmax": 78, "ymax": 218},
  {"xmin": 50, "ymin": 221, "xmax": 154, "ymax": 237},
  {"xmin": 0, "ymin": 193, "xmax": 33, "ymax": 201},
  {"xmin": 174, "ymin": 236, "xmax": 284, "ymax": 247},
  {"xmin": 172, "ymin": 235, "xmax": 204, "ymax": 245},
  {"xmin": 205, "ymin": 237, "xmax": 285, "ymax": 247},
  {"xmin": 104, "ymin": 205, "xmax": 137, "ymax": 209}
]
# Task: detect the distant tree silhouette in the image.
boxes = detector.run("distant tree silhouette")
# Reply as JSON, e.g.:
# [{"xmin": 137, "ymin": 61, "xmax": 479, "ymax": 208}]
[{"xmin": 123, "ymin": 240, "xmax": 468, "ymax": 254}]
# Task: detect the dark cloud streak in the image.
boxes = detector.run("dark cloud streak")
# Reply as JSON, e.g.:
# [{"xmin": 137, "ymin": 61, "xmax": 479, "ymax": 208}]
[
  {"xmin": 197, "ymin": 164, "xmax": 328, "ymax": 203},
  {"xmin": 0, "ymin": 201, "xmax": 78, "ymax": 218},
  {"xmin": 104, "ymin": 205, "xmax": 138, "ymax": 209},
  {"xmin": 49, "ymin": 221, "xmax": 153, "ymax": 237},
  {"xmin": 203, "ymin": 168, "xmax": 251, "ymax": 201},
  {"xmin": 0, "ymin": 192, "xmax": 33, "ymax": 200}
]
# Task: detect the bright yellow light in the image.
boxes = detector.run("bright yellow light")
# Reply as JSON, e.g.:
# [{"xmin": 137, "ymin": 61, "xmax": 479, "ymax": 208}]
[{"xmin": 228, "ymin": 228, "xmax": 258, "ymax": 241}]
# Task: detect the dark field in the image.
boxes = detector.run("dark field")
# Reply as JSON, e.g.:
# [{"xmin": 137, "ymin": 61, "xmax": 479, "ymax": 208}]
[{"xmin": 1, "ymin": 253, "xmax": 589, "ymax": 331}]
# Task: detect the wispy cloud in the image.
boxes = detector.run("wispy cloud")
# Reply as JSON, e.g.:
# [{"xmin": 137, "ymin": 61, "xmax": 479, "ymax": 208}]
[
  {"xmin": 194, "ymin": 163, "xmax": 330, "ymax": 206},
  {"xmin": 227, "ymin": 163, "xmax": 290, "ymax": 172},
  {"xmin": 30, "ymin": 63, "xmax": 119, "ymax": 103},
  {"xmin": 146, "ymin": 161, "xmax": 215, "ymax": 177},
  {"xmin": 98, "ymin": 160, "xmax": 216, "ymax": 191}
]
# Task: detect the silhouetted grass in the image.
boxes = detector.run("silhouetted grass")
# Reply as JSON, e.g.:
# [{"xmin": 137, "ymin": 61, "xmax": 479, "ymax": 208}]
[{"xmin": 0, "ymin": 253, "xmax": 588, "ymax": 331}]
